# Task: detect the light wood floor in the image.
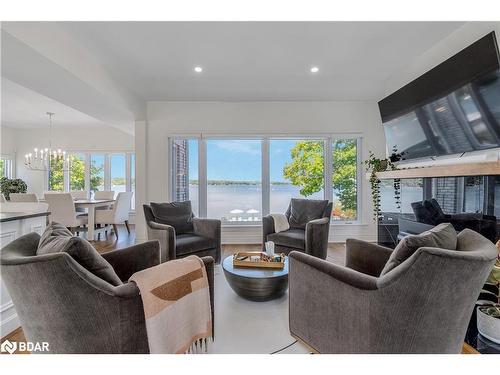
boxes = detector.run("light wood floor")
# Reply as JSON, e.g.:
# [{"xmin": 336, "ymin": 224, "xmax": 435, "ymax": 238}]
[{"xmin": 0, "ymin": 225, "xmax": 475, "ymax": 354}]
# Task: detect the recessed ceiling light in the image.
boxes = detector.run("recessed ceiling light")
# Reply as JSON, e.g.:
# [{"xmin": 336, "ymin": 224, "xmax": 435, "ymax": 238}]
[
  {"xmin": 310, "ymin": 66, "xmax": 319, "ymax": 73},
  {"xmin": 194, "ymin": 66, "xmax": 203, "ymax": 73}
]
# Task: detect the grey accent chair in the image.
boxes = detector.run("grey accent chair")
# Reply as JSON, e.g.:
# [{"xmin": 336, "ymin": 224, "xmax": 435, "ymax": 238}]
[
  {"xmin": 262, "ymin": 198, "xmax": 333, "ymax": 259},
  {"xmin": 288, "ymin": 229, "xmax": 498, "ymax": 353},
  {"xmin": 0, "ymin": 233, "xmax": 215, "ymax": 354},
  {"xmin": 143, "ymin": 201, "xmax": 221, "ymax": 264}
]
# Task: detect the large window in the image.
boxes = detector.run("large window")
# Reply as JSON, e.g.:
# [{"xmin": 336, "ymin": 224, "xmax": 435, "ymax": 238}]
[
  {"xmin": 45, "ymin": 151, "xmax": 135, "ymax": 210},
  {"xmin": 111, "ymin": 154, "xmax": 126, "ymax": 198},
  {"xmin": 170, "ymin": 136, "xmax": 361, "ymax": 225},
  {"xmin": 48, "ymin": 157, "xmax": 64, "ymax": 191},
  {"xmin": 0, "ymin": 157, "xmax": 13, "ymax": 178},
  {"xmin": 90, "ymin": 154, "xmax": 105, "ymax": 193},
  {"xmin": 207, "ymin": 140, "xmax": 262, "ymax": 222},
  {"xmin": 270, "ymin": 139, "xmax": 324, "ymax": 214},
  {"xmin": 69, "ymin": 153, "xmax": 86, "ymax": 191}
]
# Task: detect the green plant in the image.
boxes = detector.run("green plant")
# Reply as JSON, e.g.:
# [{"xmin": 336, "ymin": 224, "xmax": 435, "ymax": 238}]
[
  {"xmin": 478, "ymin": 243, "xmax": 500, "ymax": 320},
  {"xmin": 364, "ymin": 146, "xmax": 405, "ymax": 220},
  {"xmin": 0, "ymin": 177, "xmax": 28, "ymax": 200},
  {"xmin": 282, "ymin": 139, "xmax": 358, "ymax": 219}
]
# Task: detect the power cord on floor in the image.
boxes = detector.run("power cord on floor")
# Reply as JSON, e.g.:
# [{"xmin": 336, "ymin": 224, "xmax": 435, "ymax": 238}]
[{"xmin": 269, "ymin": 340, "xmax": 298, "ymax": 354}]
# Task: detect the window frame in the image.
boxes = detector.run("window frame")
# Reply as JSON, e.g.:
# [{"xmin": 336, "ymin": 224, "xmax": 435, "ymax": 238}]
[
  {"xmin": 0, "ymin": 154, "xmax": 14, "ymax": 178},
  {"xmin": 169, "ymin": 134, "xmax": 363, "ymax": 226}
]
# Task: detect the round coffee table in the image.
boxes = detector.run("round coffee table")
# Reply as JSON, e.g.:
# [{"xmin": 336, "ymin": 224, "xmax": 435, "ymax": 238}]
[{"xmin": 222, "ymin": 255, "xmax": 289, "ymax": 302}]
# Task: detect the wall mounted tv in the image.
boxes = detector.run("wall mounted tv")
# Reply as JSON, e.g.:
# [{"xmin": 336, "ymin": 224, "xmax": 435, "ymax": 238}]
[{"xmin": 379, "ymin": 32, "xmax": 500, "ymax": 161}]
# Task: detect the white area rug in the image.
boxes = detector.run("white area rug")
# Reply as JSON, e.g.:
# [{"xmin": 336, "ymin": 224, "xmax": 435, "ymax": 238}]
[{"xmin": 208, "ymin": 265, "xmax": 309, "ymax": 354}]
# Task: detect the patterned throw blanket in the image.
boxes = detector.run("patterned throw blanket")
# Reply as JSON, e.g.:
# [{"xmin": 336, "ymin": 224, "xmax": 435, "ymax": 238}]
[{"xmin": 129, "ymin": 255, "xmax": 212, "ymax": 354}]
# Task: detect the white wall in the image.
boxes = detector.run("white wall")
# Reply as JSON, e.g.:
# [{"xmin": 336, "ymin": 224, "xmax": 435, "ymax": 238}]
[
  {"xmin": 1, "ymin": 125, "xmax": 134, "ymax": 197},
  {"xmin": 142, "ymin": 101, "xmax": 386, "ymax": 243}
]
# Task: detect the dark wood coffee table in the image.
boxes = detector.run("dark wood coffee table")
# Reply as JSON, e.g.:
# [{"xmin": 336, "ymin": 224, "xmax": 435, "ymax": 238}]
[{"xmin": 222, "ymin": 255, "xmax": 289, "ymax": 302}]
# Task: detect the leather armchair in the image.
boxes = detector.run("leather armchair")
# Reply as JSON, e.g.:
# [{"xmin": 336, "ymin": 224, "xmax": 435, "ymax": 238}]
[{"xmin": 263, "ymin": 199, "xmax": 333, "ymax": 259}]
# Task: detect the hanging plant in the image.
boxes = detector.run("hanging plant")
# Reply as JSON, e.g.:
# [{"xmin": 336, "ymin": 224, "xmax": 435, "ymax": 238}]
[{"xmin": 364, "ymin": 146, "xmax": 405, "ymax": 220}]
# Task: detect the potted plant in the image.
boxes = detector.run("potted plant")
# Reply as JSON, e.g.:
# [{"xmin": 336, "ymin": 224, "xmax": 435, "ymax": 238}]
[
  {"xmin": 476, "ymin": 241, "xmax": 500, "ymax": 343},
  {"xmin": 364, "ymin": 146, "xmax": 405, "ymax": 220},
  {"xmin": 0, "ymin": 177, "xmax": 28, "ymax": 200}
]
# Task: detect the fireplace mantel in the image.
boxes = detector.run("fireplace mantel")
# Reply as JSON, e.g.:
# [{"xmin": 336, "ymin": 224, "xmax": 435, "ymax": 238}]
[{"xmin": 376, "ymin": 161, "xmax": 500, "ymax": 179}]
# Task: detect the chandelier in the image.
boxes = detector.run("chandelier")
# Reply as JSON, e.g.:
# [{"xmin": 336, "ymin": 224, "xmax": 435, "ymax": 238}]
[{"xmin": 24, "ymin": 112, "xmax": 70, "ymax": 171}]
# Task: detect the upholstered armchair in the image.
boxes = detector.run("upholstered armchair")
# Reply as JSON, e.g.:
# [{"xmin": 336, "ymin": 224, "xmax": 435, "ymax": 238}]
[
  {"xmin": 143, "ymin": 201, "xmax": 221, "ymax": 263},
  {"xmin": 262, "ymin": 198, "xmax": 333, "ymax": 259},
  {"xmin": 0, "ymin": 232, "xmax": 215, "ymax": 354},
  {"xmin": 288, "ymin": 229, "xmax": 498, "ymax": 353}
]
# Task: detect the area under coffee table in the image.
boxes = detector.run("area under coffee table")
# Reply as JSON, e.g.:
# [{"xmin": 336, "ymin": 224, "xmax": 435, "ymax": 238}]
[{"xmin": 222, "ymin": 255, "xmax": 289, "ymax": 302}]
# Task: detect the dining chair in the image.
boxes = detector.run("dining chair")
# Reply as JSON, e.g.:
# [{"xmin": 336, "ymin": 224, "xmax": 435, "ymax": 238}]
[
  {"xmin": 9, "ymin": 193, "xmax": 39, "ymax": 202},
  {"xmin": 44, "ymin": 193, "xmax": 88, "ymax": 234},
  {"xmin": 94, "ymin": 191, "xmax": 115, "ymax": 200},
  {"xmin": 70, "ymin": 190, "xmax": 89, "ymax": 200},
  {"xmin": 95, "ymin": 191, "xmax": 133, "ymax": 238}
]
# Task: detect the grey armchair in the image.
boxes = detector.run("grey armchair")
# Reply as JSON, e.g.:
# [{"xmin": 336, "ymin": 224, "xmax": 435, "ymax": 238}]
[
  {"xmin": 288, "ymin": 229, "xmax": 498, "ymax": 353},
  {"xmin": 143, "ymin": 201, "xmax": 221, "ymax": 263},
  {"xmin": 0, "ymin": 233, "xmax": 215, "ymax": 354},
  {"xmin": 263, "ymin": 198, "xmax": 333, "ymax": 259}
]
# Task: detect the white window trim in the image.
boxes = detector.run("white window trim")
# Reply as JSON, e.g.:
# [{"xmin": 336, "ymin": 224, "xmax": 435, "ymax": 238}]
[{"xmin": 169, "ymin": 135, "xmax": 363, "ymax": 226}]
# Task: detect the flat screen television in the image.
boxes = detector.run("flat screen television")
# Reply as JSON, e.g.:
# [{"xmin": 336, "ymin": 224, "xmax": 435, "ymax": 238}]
[{"xmin": 379, "ymin": 32, "xmax": 500, "ymax": 161}]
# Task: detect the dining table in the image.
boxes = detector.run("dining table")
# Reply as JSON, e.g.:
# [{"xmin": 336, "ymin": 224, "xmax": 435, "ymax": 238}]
[{"xmin": 74, "ymin": 199, "xmax": 115, "ymax": 240}]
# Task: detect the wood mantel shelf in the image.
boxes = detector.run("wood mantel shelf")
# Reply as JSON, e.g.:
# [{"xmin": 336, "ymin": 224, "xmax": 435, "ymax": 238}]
[{"xmin": 376, "ymin": 161, "xmax": 500, "ymax": 179}]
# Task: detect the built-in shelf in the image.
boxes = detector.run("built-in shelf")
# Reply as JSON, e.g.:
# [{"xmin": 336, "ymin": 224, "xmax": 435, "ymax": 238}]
[{"xmin": 376, "ymin": 161, "xmax": 500, "ymax": 179}]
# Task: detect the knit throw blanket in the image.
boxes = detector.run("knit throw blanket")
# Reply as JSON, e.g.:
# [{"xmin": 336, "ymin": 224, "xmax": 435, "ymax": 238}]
[{"xmin": 129, "ymin": 255, "xmax": 212, "ymax": 354}]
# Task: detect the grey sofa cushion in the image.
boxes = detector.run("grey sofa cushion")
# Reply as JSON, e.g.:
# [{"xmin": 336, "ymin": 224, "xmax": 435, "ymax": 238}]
[
  {"xmin": 37, "ymin": 222, "xmax": 122, "ymax": 286},
  {"xmin": 287, "ymin": 199, "xmax": 329, "ymax": 229},
  {"xmin": 175, "ymin": 233, "xmax": 218, "ymax": 256},
  {"xmin": 150, "ymin": 201, "xmax": 194, "ymax": 234},
  {"xmin": 267, "ymin": 229, "xmax": 305, "ymax": 250},
  {"xmin": 380, "ymin": 223, "xmax": 457, "ymax": 275}
]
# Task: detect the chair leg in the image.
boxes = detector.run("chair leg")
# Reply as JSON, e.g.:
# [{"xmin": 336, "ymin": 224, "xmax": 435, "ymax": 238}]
[
  {"xmin": 112, "ymin": 224, "xmax": 118, "ymax": 238},
  {"xmin": 124, "ymin": 220, "xmax": 130, "ymax": 234}
]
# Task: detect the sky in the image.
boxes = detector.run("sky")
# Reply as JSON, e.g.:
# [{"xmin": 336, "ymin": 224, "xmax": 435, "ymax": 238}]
[{"xmin": 187, "ymin": 139, "xmax": 309, "ymax": 182}]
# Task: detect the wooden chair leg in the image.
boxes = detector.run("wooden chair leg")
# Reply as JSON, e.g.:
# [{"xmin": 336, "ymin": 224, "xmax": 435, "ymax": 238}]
[
  {"xmin": 124, "ymin": 220, "xmax": 130, "ymax": 234},
  {"xmin": 112, "ymin": 224, "xmax": 118, "ymax": 238}
]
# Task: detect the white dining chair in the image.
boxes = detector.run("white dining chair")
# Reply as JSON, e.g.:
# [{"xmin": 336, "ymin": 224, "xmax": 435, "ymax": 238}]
[
  {"xmin": 95, "ymin": 192, "xmax": 132, "ymax": 238},
  {"xmin": 44, "ymin": 193, "xmax": 88, "ymax": 235},
  {"xmin": 93, "ymin": 191, "xmax": 115, "ymax": 200},
  {"xmin": 70, "ymin": 190, "xmax": 88, "ymax": 200},
  {"xmin": 9, "ymin": 193, "xmax": 39, "ymax": 202}
]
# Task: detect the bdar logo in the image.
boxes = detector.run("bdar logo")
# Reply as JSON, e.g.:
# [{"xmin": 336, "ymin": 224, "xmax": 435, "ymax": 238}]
[{"xmin": 1, "ymin": 339, "xmax": 17, "ymax": 354}]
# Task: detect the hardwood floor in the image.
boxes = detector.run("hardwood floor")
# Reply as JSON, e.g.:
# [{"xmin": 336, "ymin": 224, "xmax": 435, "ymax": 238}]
[{"xmin": 0, "ymin": 225, "xmax": 476, "ymax": 354}]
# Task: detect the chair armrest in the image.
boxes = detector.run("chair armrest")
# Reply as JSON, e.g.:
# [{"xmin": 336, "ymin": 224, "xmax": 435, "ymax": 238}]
[
  {"xmin": 345, "ymin": 239, "xmax": 393, "ymax": 277},
  {"xmin": 289, "ymin": 251, "xmax": 378, "ymax": 353},
  {"xmin": 102, "ymin": 240, "xmax": 161, "ymax": 282},
  {"xmin": 305, "ymin": 217, "xmax": 330, "ymax": 259},
  {"xmin": 193, "ymin": 218, "xmax": 221, "ymax": 263},
  {"xmin": 200, "ymin": 256, "xmax": 215, "ymax": 338},
  {"xmin": 146, "ymin": 221, "xmax": 176, "ymax": 263},
  {"xmin": 193, "ymin": 218, "xmax": 221, "ymax": 240},
  {"xmin": 262, "ymin": 215, "xmax": 275, "ymax": 246},
  {"xmin": 289, "ymin": 251, "xmax": 378, "ymax": 290}
]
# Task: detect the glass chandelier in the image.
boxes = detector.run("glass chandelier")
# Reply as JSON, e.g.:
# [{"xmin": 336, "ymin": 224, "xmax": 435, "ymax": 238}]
[{"xmin": 24, "ymin": 112, "xmax": 70, "ymax": 171}]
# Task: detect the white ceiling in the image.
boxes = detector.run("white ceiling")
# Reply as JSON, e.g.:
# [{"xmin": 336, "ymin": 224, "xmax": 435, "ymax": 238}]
[
  {"xmin": 1, "ymin": 78, "xmax": 105, "ymax": 129},
  {"xmin": 61, "ymin": 21, "xmax": 465, "ymax": 101}
]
